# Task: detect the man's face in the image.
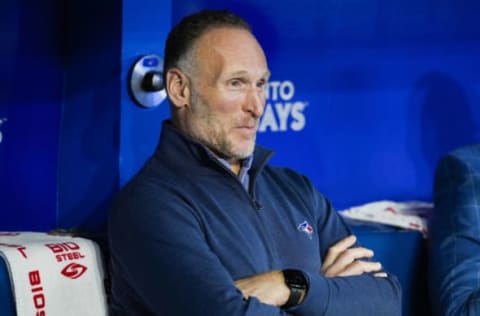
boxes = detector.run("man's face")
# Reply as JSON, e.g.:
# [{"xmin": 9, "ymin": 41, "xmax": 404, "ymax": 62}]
[{"xmin": 183, "ymin": 27, "xmax": 270, "ymax": 161}]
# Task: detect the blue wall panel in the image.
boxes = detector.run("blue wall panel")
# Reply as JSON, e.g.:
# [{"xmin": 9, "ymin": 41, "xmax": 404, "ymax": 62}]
[
  {"xmin": 119, "ymin": 0, "xmax": 172, "ymax": 185},
  {"xmin": 0, "ymin": 1, "xmax": 63, "ymax": 230},
  {"xmin": 0, "ymin": 0, "xmax": 172, "ymax": 231},
  {"xmin": 57, "ymin": 1, "xmax": 122, "ymax": 231}
]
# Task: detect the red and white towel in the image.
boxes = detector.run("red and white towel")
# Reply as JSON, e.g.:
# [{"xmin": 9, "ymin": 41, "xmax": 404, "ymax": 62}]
[
  {"xmin": 339, "ymin": 200, "xmax": 433, "ymax": 237},
  {"xmin": 0, "ymin": 232, "xmax": 108, "ymax": 316}
]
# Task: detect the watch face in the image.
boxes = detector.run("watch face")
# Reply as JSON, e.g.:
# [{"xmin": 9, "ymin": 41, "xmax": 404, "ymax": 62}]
[
  {"xmin": 282, "ymin": 269, "xmax": 308, "ymax": 309},
  {"xmin": 284, "ymin": 269, "xmax": 307, "ymax": 288}
]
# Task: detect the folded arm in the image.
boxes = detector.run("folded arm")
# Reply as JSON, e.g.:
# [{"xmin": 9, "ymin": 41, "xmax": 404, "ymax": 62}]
[{"xmin": 109, "ymin": 180, "xmax": 401, "ymax": 316}]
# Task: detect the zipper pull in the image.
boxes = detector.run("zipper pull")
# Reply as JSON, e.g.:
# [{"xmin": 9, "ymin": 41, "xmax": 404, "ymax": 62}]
[{"xmin": 253, "ymin": 200, "xmax": 263, "ymax": 211}]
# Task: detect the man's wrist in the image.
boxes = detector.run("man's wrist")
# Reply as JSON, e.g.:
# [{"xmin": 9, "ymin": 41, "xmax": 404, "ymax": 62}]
[{"xmin": 281, "ymin": 269, "xmax": 309, "ymax": 309}]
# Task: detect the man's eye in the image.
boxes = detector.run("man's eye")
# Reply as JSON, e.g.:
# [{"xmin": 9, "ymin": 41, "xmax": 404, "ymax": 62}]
[
  {"xmin": 256, "ymin": 80, "xmax": 266, "ymax": 89},
  {"xmin": 230, "ymin": 79, "xmax": 243, "ymax": 87}
]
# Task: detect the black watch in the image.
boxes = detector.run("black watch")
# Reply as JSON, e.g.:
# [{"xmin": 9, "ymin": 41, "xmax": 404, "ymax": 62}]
[{"xmin": 282, "ymin": 269, "xmax": 309, "ymax": 309}]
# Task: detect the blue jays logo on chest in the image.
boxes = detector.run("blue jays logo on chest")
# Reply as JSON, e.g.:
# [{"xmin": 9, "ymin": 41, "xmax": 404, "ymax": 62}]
[{"xmin": 297, "ymin": 220, "xmax": 314, "ymax": 239}]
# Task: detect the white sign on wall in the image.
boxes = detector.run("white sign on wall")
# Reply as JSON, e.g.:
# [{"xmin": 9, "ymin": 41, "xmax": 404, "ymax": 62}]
[{"xmin": 259, "ymin": 80, "xmax": 308, "ymax": 133}]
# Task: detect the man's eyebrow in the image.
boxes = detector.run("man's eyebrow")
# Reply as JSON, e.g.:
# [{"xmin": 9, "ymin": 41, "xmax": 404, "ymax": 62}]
[
  {"xmin": 228, "ymin": 70, "xmax": 248, "ymax": 77},
  {"xmin": 227, "ymin": 70, "xmax": 271, "ymax": 79}
]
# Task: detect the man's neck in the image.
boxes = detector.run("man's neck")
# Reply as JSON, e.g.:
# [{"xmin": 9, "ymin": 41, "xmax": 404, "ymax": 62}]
[{"xmin": 229, "ymin": 161, "xmax": 241, "ymax": 175}]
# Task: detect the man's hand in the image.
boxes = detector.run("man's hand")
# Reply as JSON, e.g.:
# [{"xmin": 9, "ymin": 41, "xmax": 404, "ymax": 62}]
[
  {"xmin": 321, "ymin": 235, "xmax": 387, "ymax": 277},
  {"xmin": 235, "ymin": 270, "xmax": 290, "ymax": 307}
]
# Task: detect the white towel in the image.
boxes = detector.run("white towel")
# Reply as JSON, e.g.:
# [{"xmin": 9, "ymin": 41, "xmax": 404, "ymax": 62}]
[
  {"xmin": 339, "ymin": 200, "xmax": 433, "ymax": 237},
  {"xmin": 0, "ymin": 232, "xmax": 108, "ymax": 316}
]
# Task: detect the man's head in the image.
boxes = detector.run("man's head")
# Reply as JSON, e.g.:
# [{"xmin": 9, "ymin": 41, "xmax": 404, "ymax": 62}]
[
  {"xmin": 163, "ymin": 10, "xmax": 252, "ymax": 81},
  {"xmin": 164, "ymin": 10, "xmax": 270, "ymax": 167}
]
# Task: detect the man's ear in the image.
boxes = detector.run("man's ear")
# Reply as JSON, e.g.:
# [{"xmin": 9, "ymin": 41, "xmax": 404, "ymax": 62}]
[{"xmin": 165, "ymin": 68, "xmax": 191, "ymax": 108}]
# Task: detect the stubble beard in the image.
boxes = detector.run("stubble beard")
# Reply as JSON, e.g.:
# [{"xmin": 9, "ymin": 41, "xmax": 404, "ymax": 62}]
[{"xmin": 189, "ymin": 91, "xmax": 256, "ymax": 161}]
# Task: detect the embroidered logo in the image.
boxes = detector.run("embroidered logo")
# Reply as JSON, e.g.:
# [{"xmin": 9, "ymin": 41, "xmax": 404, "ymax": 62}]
[
  {"xmin": 61, "ymin": 262, "xmax": 88, "ymax": 279},
  {"xmin": 297, "ymin": 220, "xmax": 314, "ymax": 239}
]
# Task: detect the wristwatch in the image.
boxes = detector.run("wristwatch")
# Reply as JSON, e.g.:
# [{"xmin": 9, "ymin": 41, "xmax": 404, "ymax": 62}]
[{"xmin": 282, "ymin": 269, "xmax": 309, "ymax": 309}]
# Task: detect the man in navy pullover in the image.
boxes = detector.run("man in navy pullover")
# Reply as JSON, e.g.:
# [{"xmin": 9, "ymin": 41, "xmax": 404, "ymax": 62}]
[{"xmin": 108, "ymin": 9, "xmax": 401, "ymax": 315}]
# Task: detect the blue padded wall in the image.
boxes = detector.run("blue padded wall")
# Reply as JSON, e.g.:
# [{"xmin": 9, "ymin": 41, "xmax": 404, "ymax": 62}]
[
  {"xmin": 119, "ymin": 0, "xmax": 172, "ymax": 185},
  {"xmin": 0, "ymin": 1, "xmax": 123, "ymax": 232},
  {"xmin": 56, "ymin": 1, "xmax": 122, "ymax": 231},
  {"xmin": 0, "ymin": 1, "xmax": 63, "ymax": 230}
]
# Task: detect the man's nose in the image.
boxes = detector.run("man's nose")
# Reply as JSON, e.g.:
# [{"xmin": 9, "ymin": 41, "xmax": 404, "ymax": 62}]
[{"xmin": 244, "ymin": 86, "xmax": 265, "ymax": 118}]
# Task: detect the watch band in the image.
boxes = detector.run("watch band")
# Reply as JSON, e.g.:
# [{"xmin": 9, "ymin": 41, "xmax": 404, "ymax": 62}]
[
  {"xmin": 282, "ymin": 269, "xmax": 308, "ymax": 309},
  {"xmin": 282, "ymin": 283, "xmax": 304, "ymax": 308}
]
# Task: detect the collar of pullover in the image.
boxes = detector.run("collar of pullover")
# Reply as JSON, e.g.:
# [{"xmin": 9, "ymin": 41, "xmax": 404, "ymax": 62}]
[{"xmin": 153, "ymin": 120, "xmax": 274, "ymax": 178}]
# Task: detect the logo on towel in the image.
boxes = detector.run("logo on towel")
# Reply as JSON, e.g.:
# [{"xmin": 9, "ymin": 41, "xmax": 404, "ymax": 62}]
[
  {"xmin": 29, "ymin": 270, "xmax": 46, "ymax": 315},
  {"xmin": 61, "ymin": 262, "xmax": 88, "ymax": 279},
  {"xmin": 45, "ymin": 241, "xmax": 86, "ymax": 262},
  {"xmin": 297, "ymin": 220, "xmax": 314, "ymax": 239},
  {"xmin": 0, "ymin": 242, "xmax": 28, "ymax": 259}
]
